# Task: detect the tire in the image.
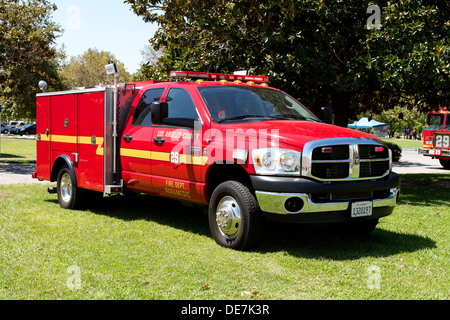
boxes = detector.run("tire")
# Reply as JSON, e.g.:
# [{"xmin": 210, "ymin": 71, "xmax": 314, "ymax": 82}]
[
  {"xmin": 439, "ymin": 159, "xmax": 450, "ymax": 169},
  {"xmin": 208, "ymin": 181, "xmax": 265, "ymax": 250},
  {"xmin": 331, "ymin": 218, "xmax": 379, "ymax": 236},
  {"xmin": 56, "ymin": 166, "xmax": 86, "ymax": 210}
]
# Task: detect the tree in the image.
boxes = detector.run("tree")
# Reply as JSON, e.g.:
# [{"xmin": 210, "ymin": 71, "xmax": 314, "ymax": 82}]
[
  {"xmin": 125, "ymin": 0, "xmax": 449, "ymax": 126},
  {"xmin": 365, "ymin": 1, "xmax": 449, "ymax": 112},
  {"xmin": 359, "ymin": 103, "xmax": 426, "ymax": 138},
  {"xmin": 140, "ymin": 44, "xmax": 165, "ymax": 68},
  {"xmin": 60, "ymin": 48, "xmax": 132, "ymax": 88},
  {"xmin": 0, "ymin": 0, "xmax": 64, "ymax": 120},
  {"xmin": 133, "ymin": 44, "xmax": 165, "ymax": 81}
]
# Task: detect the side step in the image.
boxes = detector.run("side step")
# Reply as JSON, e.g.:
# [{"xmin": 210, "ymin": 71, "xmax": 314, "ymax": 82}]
[{"xmin": 105, "ymin": 181, "xmax": 123, "ymax": 195}]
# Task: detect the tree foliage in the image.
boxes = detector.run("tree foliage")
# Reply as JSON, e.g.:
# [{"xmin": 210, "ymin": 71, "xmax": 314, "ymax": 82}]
[
  {"xmin": 0, "ymin": 0, "xmax": 64, "ymax": 119},
  {"xmin": 357, "ymin": 99, "xmax": 427, "ymax": 138},
  {"xmin": 126, "ymin": 0, "xmax": 449, "ymax": 126},
  {"xmin": 133, "ymin": 44, "xmax": 165, "ymax": 81},
  {"xmin": 60, "ymin": 48, "xmax": 132, "ymax": 88}
]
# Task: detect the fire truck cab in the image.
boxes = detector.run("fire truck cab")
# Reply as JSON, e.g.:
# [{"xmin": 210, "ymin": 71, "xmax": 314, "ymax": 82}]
[
  {"xmin": 419, "ymin": 107, "xmax": 450, "ymax": 169},
  {"xmin": 34, "ymin": 71, "xmax": 401, "ymax": 250}
]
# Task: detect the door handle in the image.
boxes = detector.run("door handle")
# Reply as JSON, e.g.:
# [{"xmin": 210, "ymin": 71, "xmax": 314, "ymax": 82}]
[
  {"xmin": 153, "ymin": 137, "xmax": 165, "ymax": 144},
  {"xmin": 123, "ymin": 135, "xmax": 133, "ymax": 142}
]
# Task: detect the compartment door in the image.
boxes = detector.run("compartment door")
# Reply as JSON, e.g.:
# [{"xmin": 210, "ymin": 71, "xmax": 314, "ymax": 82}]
[
  {"xmin": 36, "ymin": 96, "xmax": 51, "ymax": 180},
  {"xmin": 77, "ymin": 91, "xmax": 105, "ymax": 191}
]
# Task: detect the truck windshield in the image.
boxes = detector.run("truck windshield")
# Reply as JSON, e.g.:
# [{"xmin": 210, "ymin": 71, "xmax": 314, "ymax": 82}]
[
  {"xmin": 425, "ymin": 113, "xmax": 444, "ymax": 131},
  {"xmin": 197, "ymin": 86, "xmax": 319, "ymax": 123}
]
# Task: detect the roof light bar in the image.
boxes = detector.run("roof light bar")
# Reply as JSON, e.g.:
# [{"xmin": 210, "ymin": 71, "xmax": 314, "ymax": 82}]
[{"xmin": 170, "ymin": 71, "xmax": 269, "ymax": 83}]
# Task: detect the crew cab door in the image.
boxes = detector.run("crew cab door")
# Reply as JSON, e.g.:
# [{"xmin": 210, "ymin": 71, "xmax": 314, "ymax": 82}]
[
  {"xmin": 120, "ymin": 87, "xmax": 166, "ymax": 193},
  {"xmin": 151, "ymin": 87, "xmax": 206, "ymax": 203}
]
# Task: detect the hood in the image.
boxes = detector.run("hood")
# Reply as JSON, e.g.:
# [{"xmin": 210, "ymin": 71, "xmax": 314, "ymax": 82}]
[{"xmin": 218, "ymin": 120, "xmax": 378, "ymax": 150}]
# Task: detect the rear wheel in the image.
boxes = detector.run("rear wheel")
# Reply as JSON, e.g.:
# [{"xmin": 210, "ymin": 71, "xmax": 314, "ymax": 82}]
[
  {"xmin": 57, "ymin": 166, "xmax": 87, "ymax": 209},
  {"xmin": 208, "ymin": 181, "xmax": 264, "ymax": 250}
]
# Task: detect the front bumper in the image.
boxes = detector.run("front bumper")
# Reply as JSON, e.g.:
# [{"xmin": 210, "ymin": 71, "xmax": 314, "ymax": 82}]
[
  {"xmin": 419, "ymin": 148, "xmax": 450, "ymax": 157},
  {"xmin": 251, "ymin": 173, "xmax": 400, "ymax": 223}
]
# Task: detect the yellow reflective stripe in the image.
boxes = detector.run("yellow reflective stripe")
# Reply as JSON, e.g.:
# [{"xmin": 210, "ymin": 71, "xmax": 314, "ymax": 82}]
[
  {"xmin": 120, "ymin": 148, "xmax": 151, "ymax": 160},
  {"xmin": 120, "ymin": 148, "xmax": 208, "ymax": 166},
  {"xmin": 120, "ymin": 149, "xmax": 170, "ymax": 162},
  {"xmin": 36, "ymin": 134, "xmax": 104, "ymax": 155},
  {"xmin": 151, "ymin": 151, "xmax": 170, "ymax": 162},
  {"xmin": 52, "ymin": 135, "xmax": 77, "ymax": 144},
  {"xmin": 179, "ymin": 154, "xmax": 208, "ymax": 166},
  {"xmin": 94, "ymin": 138, "xmax": 104, "ymax": 155},
  {"xmin": 38, "ymin": 134, "xmax": 50, "ymax": 142},
  {"xmin": 78, "ymin": 136, "xmax": 92, "ymax": 145},
  {"xmin": 37, "ymin": 135, "xmax": 207, "ymax": 165}
]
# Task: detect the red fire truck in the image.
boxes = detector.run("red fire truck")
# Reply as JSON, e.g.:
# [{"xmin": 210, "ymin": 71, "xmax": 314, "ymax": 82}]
[
  {"xmin": 419, "ymin": 107, "xmax": 450, "ymax": 169},
  {"xmin": 33, "ymin": 69, "xmax": 400, "ymax": 249}
]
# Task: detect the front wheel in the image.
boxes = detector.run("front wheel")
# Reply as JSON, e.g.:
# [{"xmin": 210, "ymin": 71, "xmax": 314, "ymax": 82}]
[
  {"xmin": 439, "ymin": 159, "xmax": 450, "ymax": 169},
  {"xmin": 208, "ymin": 181, "xmax": 264, "ymax": 250}
]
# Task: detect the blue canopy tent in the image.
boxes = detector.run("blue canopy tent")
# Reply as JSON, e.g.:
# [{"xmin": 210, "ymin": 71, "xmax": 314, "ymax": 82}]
[{"xmin": 347, "ymin": 117, "xmax": 387, "ymax": 129}]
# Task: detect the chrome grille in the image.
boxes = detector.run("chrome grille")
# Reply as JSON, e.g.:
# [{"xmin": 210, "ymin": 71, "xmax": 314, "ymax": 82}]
[{"xmin": 302, "ymin": 138, "xmax": 391, "ymax": 181}]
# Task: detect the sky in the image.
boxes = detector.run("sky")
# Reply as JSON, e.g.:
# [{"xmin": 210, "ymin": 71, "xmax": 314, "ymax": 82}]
[{"xmin": 50, "ymin": 0, "xmax": 158, "ymax": 74}]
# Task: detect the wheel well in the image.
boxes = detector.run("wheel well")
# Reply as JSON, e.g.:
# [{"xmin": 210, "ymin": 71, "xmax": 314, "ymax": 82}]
[
  {"xmin": 50, "ymin": 156, "xmax": 72, "ymax": 182},
  {"xmin": 206, "ymin": 163, "xmax": 254, "ymax": 200}
]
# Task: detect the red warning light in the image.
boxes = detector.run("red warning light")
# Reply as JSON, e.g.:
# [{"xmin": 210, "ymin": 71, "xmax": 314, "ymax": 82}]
[{"xmin": 170, "ymin": 71, "xmax": 269, "ymax": 83}]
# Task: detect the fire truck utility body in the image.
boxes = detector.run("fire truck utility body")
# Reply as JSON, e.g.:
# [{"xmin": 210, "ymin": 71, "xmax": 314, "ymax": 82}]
[
  {"xmin": 419, "ymin": 107, "xmax": 450, "ymax": 169},
  {"xmin": 35, "ymin": 71, "xmax": 401, "ymax": 249}
]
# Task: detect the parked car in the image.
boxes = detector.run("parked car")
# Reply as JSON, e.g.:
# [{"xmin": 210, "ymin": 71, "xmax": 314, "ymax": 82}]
[
  {"xmin": 18, "ymin": 123, "xmax": 36, "ymax": 136},
  {"xmin": 8, "ymin": 121, "xmax": 26, "ymax": 128},
  {"xmin": 1, "ymin": 123, "xmax": 11, "ymax": 134},
  {"xmin": 9, "ymin": 126, "xmax": 22, "ymax": 134}
]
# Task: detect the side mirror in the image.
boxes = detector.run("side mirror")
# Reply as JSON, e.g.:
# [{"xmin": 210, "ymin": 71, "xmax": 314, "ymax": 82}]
[
  {"xmin": 163, "ymin": 117, "xmax": 197, "ymax": 128},
  {"xmin": 151, "ymin": 101, "xmax": 168, "ymax": 125},
  {"xmin": 320, "ymin": 107, "xmax": 333, "ymax": 124}
]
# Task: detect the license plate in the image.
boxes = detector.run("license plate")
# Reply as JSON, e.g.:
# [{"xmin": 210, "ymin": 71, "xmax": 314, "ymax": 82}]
[{"xmin": 351, "ymin": 201, "xmax": 373, "ymax": 218}]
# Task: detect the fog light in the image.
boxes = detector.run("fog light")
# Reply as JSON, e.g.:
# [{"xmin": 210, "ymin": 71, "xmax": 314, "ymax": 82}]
[{"xmin": 284, "ymin": 197, "xmax": 304, "ymax": 213}]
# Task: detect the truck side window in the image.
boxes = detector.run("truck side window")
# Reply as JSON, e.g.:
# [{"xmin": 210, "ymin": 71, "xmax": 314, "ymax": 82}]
[
  {"xmin": 165, "ymin": 88, "xmax": 197, "ymax": 119},
  {"xmin": 132, "ymin": 88, "xmax": 165, "ymax": 126}
]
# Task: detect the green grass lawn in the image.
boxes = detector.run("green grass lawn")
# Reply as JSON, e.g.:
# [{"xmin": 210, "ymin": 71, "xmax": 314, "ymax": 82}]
[
  {"xmin": 0, "ymin": 174, "xmax": 449, "ymax": 300},
  {"xmin": 0, "ymin": 137, "xmax": 36, "ymax": 163},
  {"xmin": 382, "ymin": 138, "xmax": 423, "ymax": 150}
]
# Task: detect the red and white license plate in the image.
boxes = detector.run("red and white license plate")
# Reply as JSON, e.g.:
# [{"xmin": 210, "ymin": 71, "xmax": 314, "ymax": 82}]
[{"xmin": 351, "ymin": 201, "xmax": 373, "ymax": 218}]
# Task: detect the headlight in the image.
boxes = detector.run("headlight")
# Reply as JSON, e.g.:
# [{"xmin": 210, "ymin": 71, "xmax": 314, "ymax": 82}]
[{"xmin": 252, "ymin": 148, "xmax": 301, "ymax": 176}]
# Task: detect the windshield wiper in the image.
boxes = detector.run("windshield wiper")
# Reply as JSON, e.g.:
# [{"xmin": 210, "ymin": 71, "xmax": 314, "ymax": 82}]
[
  {"xmin": 217, "ymin": 115, "xmax": 269, "ymax": 123},
  {"xmin": 274, "ymin": 114, "xmax": 322, "ymax": 122},
  {"xmin": 217, "ymin": 114, "xmax": 318, "ymax": 123},
  {"xmin": 270, "ymin": 114, "xmax": 307, "ymax": 120}
]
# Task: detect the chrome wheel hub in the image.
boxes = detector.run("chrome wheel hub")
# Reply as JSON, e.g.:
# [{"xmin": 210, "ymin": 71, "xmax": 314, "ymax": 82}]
[
  {"xmin": 215, "ymin": 196, "xmax": 241, "ymax": 240},
  {"xmin": 60, "ymin": 173, "xmax": 73, "ymax": 203}
]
